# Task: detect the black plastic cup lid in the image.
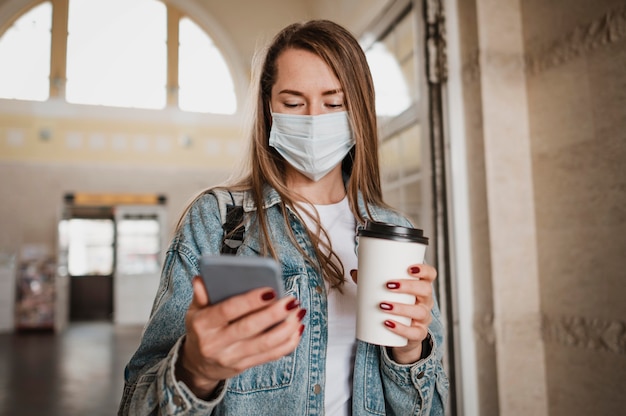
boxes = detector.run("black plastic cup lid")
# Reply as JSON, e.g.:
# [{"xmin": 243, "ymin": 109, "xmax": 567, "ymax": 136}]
[{"xmin": 358, "ymin": 220, "xmax": 429, "ymax": 245}]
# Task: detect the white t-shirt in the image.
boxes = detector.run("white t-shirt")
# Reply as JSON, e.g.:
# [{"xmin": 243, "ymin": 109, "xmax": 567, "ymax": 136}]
[{"xmin": 298, "ymin": 196, "xmax": 358, "ymax": 416}]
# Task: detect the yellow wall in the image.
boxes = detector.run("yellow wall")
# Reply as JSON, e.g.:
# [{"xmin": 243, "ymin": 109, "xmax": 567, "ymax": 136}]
[{"xmin": 0, "ymin": 106, "xmax": 244, "ymax": 169}]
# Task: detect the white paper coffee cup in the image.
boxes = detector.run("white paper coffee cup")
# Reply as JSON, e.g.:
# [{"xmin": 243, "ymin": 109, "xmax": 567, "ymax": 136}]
[{"xmin": 356, "ymin": 221, "xmax": 429, "ymax": 347}]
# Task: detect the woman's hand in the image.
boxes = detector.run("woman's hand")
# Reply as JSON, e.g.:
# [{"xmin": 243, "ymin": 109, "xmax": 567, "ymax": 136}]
[
  {"xmin": 176, "ymin": 276, "xmax": 306, "ymax": 399},
  {"xmin": 351, "ymin": 264, "xmax": 437, "ymax": 364},
  {"xmin": 381, "ymin": 263, "xmax": 436, "ymax": 364}
]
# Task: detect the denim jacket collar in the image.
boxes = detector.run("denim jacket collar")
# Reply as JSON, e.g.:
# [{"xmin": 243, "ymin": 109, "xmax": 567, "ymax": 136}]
[{"xmin": 239, "ymin": 178, "xmax": 387, "ymax": 226}]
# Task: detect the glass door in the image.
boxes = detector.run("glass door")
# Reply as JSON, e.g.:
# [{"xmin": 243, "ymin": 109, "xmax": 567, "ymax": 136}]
[
  {"xmin": 113, "ymin": 205, "xmax": 166, "ymax": 325},
  {"xmin": 59, "ymin": 212, "xmax": 115, "ymax": 322}
]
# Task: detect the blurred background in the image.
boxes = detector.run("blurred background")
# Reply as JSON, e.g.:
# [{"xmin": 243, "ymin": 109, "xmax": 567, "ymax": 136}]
[{"xmin": 0, "ymin": 0, "xmax": 624, "ymax": 415}]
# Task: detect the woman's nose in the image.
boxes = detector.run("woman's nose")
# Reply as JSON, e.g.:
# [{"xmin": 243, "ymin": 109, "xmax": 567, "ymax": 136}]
[{"xmin": 306, "ymin": 100, "xmax": 323, "ymax": 116}]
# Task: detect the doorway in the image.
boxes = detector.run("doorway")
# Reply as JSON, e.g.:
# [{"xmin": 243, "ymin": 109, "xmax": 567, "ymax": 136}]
[
  {"xmin": 59, "ymin": 207, "xmax": 115, "ymax": 321},
  {"xmin": 57, "ymin": 194, "xmax": 167, "ymax": 325}
]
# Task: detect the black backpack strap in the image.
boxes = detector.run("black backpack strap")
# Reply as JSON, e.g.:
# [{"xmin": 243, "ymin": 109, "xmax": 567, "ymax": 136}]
[
  {"xmin": 220, "ymin": 192, "xmax": 245, "ymax": 255},
  {"xmin": 221, "ymin": 204, "xmax": 244, "ymax": 255}
]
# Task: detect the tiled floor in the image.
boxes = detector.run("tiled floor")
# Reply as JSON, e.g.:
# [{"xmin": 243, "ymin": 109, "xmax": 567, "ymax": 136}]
[{"xmin": 0, "ymin": 322, "xmax": 143, "ymax": 416}]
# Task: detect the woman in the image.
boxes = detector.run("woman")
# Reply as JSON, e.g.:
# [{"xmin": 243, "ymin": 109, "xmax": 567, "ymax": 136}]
[{"xmin": 119, "ymin": 20, "xmax": 448, "ymax": 415}]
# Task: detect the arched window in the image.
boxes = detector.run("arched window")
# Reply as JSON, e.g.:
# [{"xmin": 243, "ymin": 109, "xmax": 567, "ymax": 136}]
[
  {"xmin": 0, "ymin": 2, "xmax": 52, "ymax": 101},
  {"xmin": 66, "ymin": 0, "xmax": 167, "ymax": 109},
  {"xmin": 362, "ymin": 7, "xmax": 423, "ymax": 225},
  {"xmin": 366, "ymin": 41, "xmax": 412, "ymax": 117},
  {"xmin": 0, "ymin": 0, "xmax": 238, "ymax": 114},
  {"xmin": 178, "ymin": 17, "xmax": 236, "ymax": 114}
]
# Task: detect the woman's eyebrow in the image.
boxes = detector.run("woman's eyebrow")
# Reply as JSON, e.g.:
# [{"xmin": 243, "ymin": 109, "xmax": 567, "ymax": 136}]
[
  {"xmin": 322, "ymin": 89, "xmax": 343, "ymax": 96},
  {"xmin": 278, "ymin": 89, "xmax": 303, "ymax": 96},
  {"xmin": 278, "ymin": 88, "xmax": 343, "ymax": 96}
]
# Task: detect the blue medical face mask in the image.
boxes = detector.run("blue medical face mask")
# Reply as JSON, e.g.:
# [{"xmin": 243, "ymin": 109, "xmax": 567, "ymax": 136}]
[{"xmin": 268, "ymin": 111, "xmax": 355, "ymax": 181}]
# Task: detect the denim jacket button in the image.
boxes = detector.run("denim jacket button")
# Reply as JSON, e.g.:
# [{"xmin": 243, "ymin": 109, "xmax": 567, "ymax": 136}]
[
  {"xmin": 173, "ymin": 395, "xmax": 185, "ymax": 407},
  {"xmin": 416, "ymin": 371, "xmax": 425, "ymax": 379},
  {"xmin": 313, "ymin": 384, "xmax": 322, "ymax": 394},
  {"xmin": 315, "ymin": 285, "xmax": 323, "ymax": 294}
]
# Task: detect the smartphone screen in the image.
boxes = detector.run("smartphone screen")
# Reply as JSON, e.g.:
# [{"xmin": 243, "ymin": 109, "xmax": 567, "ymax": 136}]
[{"xmin": 200, "ymin": 255, "xmax": 284, "ymax": 304}]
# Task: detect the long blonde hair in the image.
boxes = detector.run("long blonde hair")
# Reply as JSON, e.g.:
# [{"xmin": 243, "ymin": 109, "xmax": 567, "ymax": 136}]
[{"xmin": 183, "ymin": 20, "xmax": 387, "ymax": 290}]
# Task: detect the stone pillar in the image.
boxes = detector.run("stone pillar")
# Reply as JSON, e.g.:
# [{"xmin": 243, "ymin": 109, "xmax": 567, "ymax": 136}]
[{"xmin": 474, "ymin": 0, "xmax": 549, "ymax": 414}]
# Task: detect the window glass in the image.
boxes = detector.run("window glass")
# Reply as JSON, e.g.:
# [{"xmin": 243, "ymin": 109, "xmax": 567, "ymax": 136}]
[
  {"xmin": 116, "ymin": 216, "xmax": 160, "ymax": 275},
  {"xmin": 401, "ymin": 179, "xmax": 422, "ymax": 226},
  {"xmin": 365, "ymin": 12, "xmax": 417, "ymax": 117},
  {"xmin": 66, "ymin": 0, "xmax": 167, "ymax": 109},
  {"xmin": 398, "ymin": 123, "xmax": 422, "ymax": 175},
  {"xmin": 178, "ymin": 17, "xmax": 236, "ymax": 114},
  {"xmin": 63, "ymin": 219, "xmax": 115, "ymax": 276},
  {"xmin": 380, "ymin": 124, "xmax": 422, "ymax": 181},
  {"xmin": 379, "ymin": 109, "xmax": 423, "ymax": 224},
  {"xmin": 380, "ymin": 133, "xmax": 402, "ymax": 182},
  {"xmin": 390, "ymin": 12, "xmax": 419, "ymax": 103},
  {"xmin": 0, "ymin": 2, "xmax": 51, "ymax": 101},
  {"xmin": 372, "ymin": 9, "xmax": 423, "ymax": 224},
  {"xmin": 1, "ymin": 0, "xmax": 239, "ymax": 114},
  {"xmin": 366, "ymin": 42, "xmax": 411, "ymax": 117}
]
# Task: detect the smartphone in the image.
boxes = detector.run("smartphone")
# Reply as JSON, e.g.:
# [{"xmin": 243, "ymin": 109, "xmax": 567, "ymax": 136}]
[{"xmin": 200, "ymin": 255, "xmax": 284, "ymax": 305}]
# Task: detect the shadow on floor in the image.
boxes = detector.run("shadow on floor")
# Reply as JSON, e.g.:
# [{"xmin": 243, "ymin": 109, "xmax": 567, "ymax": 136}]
[{"xmin": 0, "ymin": 322, "xmax": 143, "ymax": 416}]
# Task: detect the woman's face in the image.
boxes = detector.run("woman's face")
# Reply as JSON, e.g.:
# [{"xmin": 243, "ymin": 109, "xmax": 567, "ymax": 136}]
[{"xmin": 270, "ymin": 48, "xmax": 345, "ymax": 116}]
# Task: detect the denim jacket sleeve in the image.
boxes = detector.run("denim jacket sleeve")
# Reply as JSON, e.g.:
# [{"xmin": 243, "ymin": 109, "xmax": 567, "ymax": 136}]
[
  {"xmin": 118, "ymin": 193, "xmax": 228, "ymax": 415},
  {"xmin": 378, "ymin": 301, "xmax": 448, "ymax": 415},
  {"xmin": 351, "ymin": 302, "xmax": 448, "ymax": 416}
]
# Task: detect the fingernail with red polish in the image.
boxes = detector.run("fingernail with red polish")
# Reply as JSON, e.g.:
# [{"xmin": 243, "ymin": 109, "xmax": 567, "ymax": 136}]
[
  {"xmin": 299, "ymin": 324, "xmax": 305, "ymax": 335},
  {"xmin": 297, "ymin": 309, "xmax": 307, "ymax": 321},
  {"xmin": 386, "ymin": 282, "xmax": 400, "ymax": 289},
  {"xmin": 379, "ymin": 302, "xmax": 393, "ymax": 311},
  {"xmin": 384, "ymin": 320, "xmax": 396, "ymax": 329},
  {"xmin": 410, "ymin": 266, "xmax": 421, "ymax": 274},
  {"xmin": 261, "ymin": 290, "xmax": 276, "ymax": 301},
  {"xmin": 286, "ymin": 299, "xmax": 300, "ymax": 310}
]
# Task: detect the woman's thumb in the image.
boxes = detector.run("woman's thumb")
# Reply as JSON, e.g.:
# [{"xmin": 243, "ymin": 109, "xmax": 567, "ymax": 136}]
[{"xmin": 190, "ymin": 276, "xmax": 210, "ymax": 308}]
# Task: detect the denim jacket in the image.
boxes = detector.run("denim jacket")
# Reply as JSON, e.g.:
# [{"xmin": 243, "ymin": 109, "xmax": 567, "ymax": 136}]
[{"xmin": 118, "ymin": 185, "xmax": 449, "ymax": 415}]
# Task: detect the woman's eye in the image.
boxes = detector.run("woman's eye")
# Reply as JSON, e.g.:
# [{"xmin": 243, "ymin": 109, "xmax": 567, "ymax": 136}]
[
  {"xmin": 283, "ymin": 103, "xmax": 300, "ymax": 108},
  {"xmin": 326, "ymin": 103, "xmax": 344, "ymax": 109}
]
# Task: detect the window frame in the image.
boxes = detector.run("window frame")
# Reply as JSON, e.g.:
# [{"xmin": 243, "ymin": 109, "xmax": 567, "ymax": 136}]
[
  {"xmin": 0, "ymin": 0, "xmax": 245, "ymax": 119},
  {"xmin": 361, "ymin": 1, "xmax": 459, "ymax": 414},
  {"xmin": 361, "ymin": 0, "xmax": 431, "ymax": 230}
]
